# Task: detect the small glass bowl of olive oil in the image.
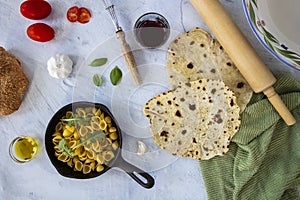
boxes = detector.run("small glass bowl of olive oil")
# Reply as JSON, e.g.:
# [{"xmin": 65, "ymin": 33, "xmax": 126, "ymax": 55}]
[{"xmin": 9, "ymin": 136, "xmax": 39, "ymax": 163}]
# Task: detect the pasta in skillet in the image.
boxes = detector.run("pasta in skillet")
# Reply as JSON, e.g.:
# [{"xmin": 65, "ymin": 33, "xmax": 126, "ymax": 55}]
[{"xmin": 52, "ymin": 107, "xmax": 120, "ymax": 174}]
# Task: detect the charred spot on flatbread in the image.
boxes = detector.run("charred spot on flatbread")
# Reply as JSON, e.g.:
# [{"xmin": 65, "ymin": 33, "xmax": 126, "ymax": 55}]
[{"xmin": 187, "ymin": 62, "xmax": 194, "ymax": 69}]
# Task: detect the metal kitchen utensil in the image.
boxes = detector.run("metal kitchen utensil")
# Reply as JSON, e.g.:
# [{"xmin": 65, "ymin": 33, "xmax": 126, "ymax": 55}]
[
  {"xmin": 190, "ymin": 0, "xmax": 296, "ymax": 126},
  {"xmin": 102, "ymin": 0, "xmax": 142, "ymax": 85}
]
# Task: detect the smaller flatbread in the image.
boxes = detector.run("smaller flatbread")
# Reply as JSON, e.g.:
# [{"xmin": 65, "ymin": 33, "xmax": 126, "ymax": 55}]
[
  {"xmin": 144, "ymin": 79, "xmax": 240, "ymax": 160},
  {"xmin": 0, "ymin": 47, "xmax": 29, "ymax": 116},
  {"xmin": 166, "ymin": 28, "xmax": 253, "ymax": 112}
]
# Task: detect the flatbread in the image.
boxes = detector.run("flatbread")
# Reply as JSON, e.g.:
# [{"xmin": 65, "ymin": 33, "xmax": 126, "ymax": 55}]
[
  {"xmin": 0, "ymin": 47, "xmax": 29, "ymax": 116},
  {"xmin": 144, "ymin": 79, "xmax": 240, "ymax": 160},
  {"xmin": 166, "ymin": 28, "xmax": 252, "ymax": 112}
]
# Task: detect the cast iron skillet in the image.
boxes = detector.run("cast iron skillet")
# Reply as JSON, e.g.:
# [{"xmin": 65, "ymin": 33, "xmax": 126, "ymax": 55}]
[{"xmin": 45, "ymin": 101, "xmax": 155, "ymax": 189}]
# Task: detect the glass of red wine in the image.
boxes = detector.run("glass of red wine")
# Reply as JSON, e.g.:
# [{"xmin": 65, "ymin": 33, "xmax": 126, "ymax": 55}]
[{"xmin": 134, "ymin": 12, "xmax": 170, "ymax": 48}]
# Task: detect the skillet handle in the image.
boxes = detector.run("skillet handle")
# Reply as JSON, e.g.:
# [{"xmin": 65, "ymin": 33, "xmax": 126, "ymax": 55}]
[{"xmin": 114, "ymin": 157, "xmax": 155, "ymax": 189}]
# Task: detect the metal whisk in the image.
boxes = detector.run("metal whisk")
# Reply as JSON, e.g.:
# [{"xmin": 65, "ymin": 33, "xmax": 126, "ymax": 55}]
[
  {"xmin": 102, "ymin": 0, "xmax": 142, "ymax": 85},
  {"xmin": 102, "ymin": 0, "xmax": 122, "ymax": 31}
]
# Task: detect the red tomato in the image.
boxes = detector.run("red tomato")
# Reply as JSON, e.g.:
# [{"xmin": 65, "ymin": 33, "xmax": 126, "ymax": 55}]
[
  {"xmin": 78, "ymin": 7, "xmax": 92, "ymax": 24},
  {"xmin": 66, "ymin": 6, "xmax": 79, "ymax": 23},
  {"xmin": 20, "ymin": 1, "xmax": 51, "ymax": 20},
  {"xmin": 27, "ymin": 23, "xmax": 55, "ymax": 42}
]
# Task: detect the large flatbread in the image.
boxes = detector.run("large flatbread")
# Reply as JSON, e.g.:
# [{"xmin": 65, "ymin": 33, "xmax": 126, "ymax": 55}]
[
  {"xmin": 144, "ymin": 79, "xmax": 240, "ymax": 160},
  {"xmin": 0, "ymin": 47, "xmax": 29, "ymax": 116},
  {"xmin": 166, "ymin": 28, "xmax": 252, "ymax": 112}
]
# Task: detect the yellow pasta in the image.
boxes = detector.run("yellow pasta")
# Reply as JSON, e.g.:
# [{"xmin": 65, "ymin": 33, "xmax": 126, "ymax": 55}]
[
  {"xmin": 82, "ymin": 165, "xmax": 92, "ymax": 174},
  {"xmin": 66, "ymin": 125, "xmax": 75, "ymax": 133},
  {"xmin": 91, "ymin": 116, "xmax": 101, "ymax": 123},
  {"xmin": 103, "ymin": 150, "xmax": 115, "ymax": 162},
  {"xmin": 84, "ymin": 158, "xmax": 93, "ymax": 164},
  {"xmin": 55, "ymin": 122, "xmax": 63, "ymax": 132},
  {"xmin": 92, "ymin": 141, "xmax": 101, "ymax": 152},
  {"xmin": 58, "ymin": 154, "xmax": 70, "ymax": 162},
  {"xmin": 73, "ymin": 130, "xmax": 80, "ymax": 140},
  {"xmin": 74, "ymin": 160, "xmax": 83, "ymax": 171},
  {"xmin": 76, "ymin": 108, "xmax": 86, "ymax": 118},
  {"xmin": 86, "ymin": 150, "xmax": 95, "ymax": 160},
  {"xmin": 69, "ymin": 140, "xmax": 78, "ymax": 149},
  {"xmin": 52, "ymin": 135, "xmax": 62, "ymax": 144},
  {"xmin": 74, "ymin": 146, "xmax": 84, "ymax": 156},
  {"xmin": 99, "ymin": 120, "xmax": 107, "ymax": 130},
  {"xmin": 55, "ymin": 152, "xmax": 61, "ymax": 157},
  {"xmin": 99, "ymin": 138, "xmax": 108, "ymax": 148},
  {"xmin": 66, "ymin": 111, "xmax": 73, "ymax": 119},
  {"xmin": 78, "ymin": 151, "xmax": 87, "ymax": 161},
  {"xmin": 84, "ymin": 107, "xmax": 93, "ymax": 114},
  {"xmin": 83, "ymin": 164, "xmax": 92, "ymax": 174},
  {"xmin": 109, "ymin": 132, "xmax": 118, "ymax": 140},
  {"xmin": 96, "ymin": 154, "xmax": 104, "ymax": 164},
  {"xmin": 96, "ymin": 164, "xmax": 104, "ymax": 172},
  {"xmin": 53, "ymin": 106, "xmax": 119, "ymax": 174},
  {"xmin": 63, "ymin": 129, "xmax": 73, "ymax": 137},
  {"xmin": 100, "ymin": 113, "xmax": 105, "ymax": 120},
  {"xmin": 91, "ymin": 121, "xmax": 101, "ymax": 130},
  {"xmin": 90, "ymin": 161, "xmax": 96, "ymax": 170},
  {"xmin": 108, "ymin": 127, "xmax": 116, "ymax": 133},
  {"xmin": 112, "ymin": 141, "xmax": 119, "ymax": 150},
  {"xmin": 86, "ymin": 126, "xmax": 94, "ymax": 134},
  {"xmin": 67, "ymin": 159, "xmax": 74, "ymax": 168},
  {"xmin": 79, "ymin": 126, "xmax": 88, "ymax": 137},
  {"xmin": 104, "ymin": 116, "xmax": 112, "ymax": 123},
  {"xmin": 94, "ymin": 109, "xmax": 101, "ymax": 117},
  {"xmin": 54, "ymin": 145, "xmax": 62, "ymax": 153}
]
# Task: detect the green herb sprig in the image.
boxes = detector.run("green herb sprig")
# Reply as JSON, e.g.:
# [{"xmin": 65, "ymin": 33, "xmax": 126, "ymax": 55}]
[
  {"xmin": 61, "ymin": 117, "xmax": 90, "ymax": 126},
  {"xmin": 58, "ymin": 139, "xmax": 75, "ymax": 158},
  {"xmin": 72, "ymin": 131, "xmax": 105, "ymax": 149}
]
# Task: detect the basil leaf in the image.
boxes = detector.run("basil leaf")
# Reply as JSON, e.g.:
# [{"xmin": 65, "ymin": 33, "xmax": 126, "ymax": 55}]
[
  {"xmin": 110, "ymin": 66, "xmax": 122, "ymax": 85},
  {"xmin": 89, "ymin": 58, "xmax": 107, "ymax": 67},
  {"xmin": 93, "ymin": 74, "xmax": 103, "ymax": 87}
]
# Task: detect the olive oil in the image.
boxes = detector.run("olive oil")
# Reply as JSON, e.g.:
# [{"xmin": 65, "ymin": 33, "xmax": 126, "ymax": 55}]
[{"xmin": 9, "ymin": 136, "xmax": 39, "ymax": 163}]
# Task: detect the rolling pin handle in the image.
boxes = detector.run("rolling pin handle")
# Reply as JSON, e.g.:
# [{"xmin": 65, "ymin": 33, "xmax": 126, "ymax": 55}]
[{"xmin": 263, "ymin": 87, "xmax": 296, "ymax": 126}]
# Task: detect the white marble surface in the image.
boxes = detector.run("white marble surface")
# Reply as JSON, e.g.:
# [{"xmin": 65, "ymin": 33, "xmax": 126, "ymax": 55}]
[{"xmin": 0, "ymin": 0, "xmax": 299, "ymax": 200}]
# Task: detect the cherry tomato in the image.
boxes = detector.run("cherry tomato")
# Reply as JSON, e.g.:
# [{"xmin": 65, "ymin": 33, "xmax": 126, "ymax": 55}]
[
  {"xmin": 20, "ymin": 0, "xmax": 51, "ymax": 20},
  {"xmin": 66, "ymin": 6, "xmax": 79, "ymax": 23},
  {"xmin": 77, "ymin": 7, "xmax": 91, "ymax": 24},
  {"xmin": 27, "ymin": 23, "xmax": 55, "ymax": 42}
]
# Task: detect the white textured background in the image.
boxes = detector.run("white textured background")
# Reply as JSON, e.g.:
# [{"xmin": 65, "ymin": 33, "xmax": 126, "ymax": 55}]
[{"xmin": 0, "ymin": 0, "xmax": 299, "ymax": 199}]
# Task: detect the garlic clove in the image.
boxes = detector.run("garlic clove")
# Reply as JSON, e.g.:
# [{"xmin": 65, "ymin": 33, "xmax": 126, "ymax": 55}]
[{"xmin": 137, "ymin": 141, "xmax": 146, "ymax": 155}]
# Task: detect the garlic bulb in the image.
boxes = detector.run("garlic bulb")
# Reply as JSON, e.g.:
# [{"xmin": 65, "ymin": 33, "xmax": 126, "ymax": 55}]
[{"xmin": 47, "ymin": 54, "xmax": 73, "ymax": 79}]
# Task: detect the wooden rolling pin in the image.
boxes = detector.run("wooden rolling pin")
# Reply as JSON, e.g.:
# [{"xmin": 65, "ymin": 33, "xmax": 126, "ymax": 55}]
[{"xmin": 190, "ymin": 0, "xmax": 296, "ymax": 125}]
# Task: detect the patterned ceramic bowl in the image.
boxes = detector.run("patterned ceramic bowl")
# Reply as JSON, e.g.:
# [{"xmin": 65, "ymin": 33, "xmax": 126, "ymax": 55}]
[{"xmin": 243, "ymin": 0, "xmax": 300, "ymax": 71}]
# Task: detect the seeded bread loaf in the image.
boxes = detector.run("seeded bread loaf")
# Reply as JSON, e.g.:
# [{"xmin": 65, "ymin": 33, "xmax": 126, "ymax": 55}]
[{"xmin": 0, "ymin": 47, "xmax": 29, "ymax": 116}]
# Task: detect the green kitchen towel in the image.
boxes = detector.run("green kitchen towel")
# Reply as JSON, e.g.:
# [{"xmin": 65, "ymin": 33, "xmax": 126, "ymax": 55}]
[{"xmin": 199, "ymin": 74, "xmax": 300, "ymax": 200}]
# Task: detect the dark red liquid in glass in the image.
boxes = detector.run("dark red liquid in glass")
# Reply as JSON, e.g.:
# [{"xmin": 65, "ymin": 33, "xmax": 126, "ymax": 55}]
[{"xmin": 134, "ymin": 13, "xmax": 170, "ymax": 48}]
